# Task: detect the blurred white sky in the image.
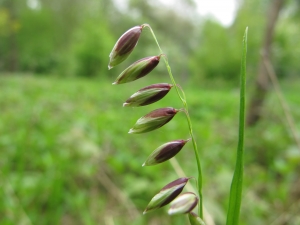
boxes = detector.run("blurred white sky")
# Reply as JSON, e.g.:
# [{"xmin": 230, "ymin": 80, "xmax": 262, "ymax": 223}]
[
  {"xmin": 158, "ymin": 0, "xmax": 238, "ymax": 26},
  {"xmin": 195, "ymin": 0, "xmax": 237, "ymax": 26}
]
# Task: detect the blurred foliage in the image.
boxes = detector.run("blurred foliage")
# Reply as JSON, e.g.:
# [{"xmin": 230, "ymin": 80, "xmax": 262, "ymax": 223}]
[
  {"xmin": 273, "ymin": 3, "xmax": 300, "ymax": 79},
  {"xmin": 70, "ymin": 17, "xmax": 115, "ymax": 77},
  {"xmin": 0, "ymin": 0, "xmax": 300, "ymax": 81},
  {"xmin": 189, "ymin": 20, "xmax": 241, "ymax": 82},
  {"xmin": 17, "ymin": 8, "xmax": 59, "ymax": 73},
  {"xmin": 1, "ymin": 75, "xmax": 300, "ymax": 224},
  {"xmin": 1, "ymin": 0, "xmax": 300, "ymax": 224}
]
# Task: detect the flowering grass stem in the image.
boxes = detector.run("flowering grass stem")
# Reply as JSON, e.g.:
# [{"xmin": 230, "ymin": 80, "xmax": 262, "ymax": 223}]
[{"xmin": 144, "ymin": 24, "xmax": 204, "ymax": 219}]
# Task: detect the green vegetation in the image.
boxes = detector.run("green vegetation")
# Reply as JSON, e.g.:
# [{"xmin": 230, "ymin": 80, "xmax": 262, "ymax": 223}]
[
  {"xmin": 1, "ymin": 0, "xmax": 300, "ymax": 81},
  {"xmin": 1, "ymin": 75, "xmax": 300, "ymax": 224},
  {"xmin": 226, "ymin": 27, "xmax": 247, "ymax": 225},
  {"xmin": 1, "ymin": 0, "xmax": 300, "ymax": 224}
]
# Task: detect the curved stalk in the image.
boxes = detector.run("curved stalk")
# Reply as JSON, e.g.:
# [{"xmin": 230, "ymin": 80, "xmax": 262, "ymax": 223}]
[{"xmin": 144, "ymin": 24, "xmax": 203, "ymax": 219}]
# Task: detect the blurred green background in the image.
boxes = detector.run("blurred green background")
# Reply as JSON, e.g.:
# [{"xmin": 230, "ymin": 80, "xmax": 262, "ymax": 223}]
[{"xmin": 1, "ymin": 0, "xmax": 300, "ymax": 224}]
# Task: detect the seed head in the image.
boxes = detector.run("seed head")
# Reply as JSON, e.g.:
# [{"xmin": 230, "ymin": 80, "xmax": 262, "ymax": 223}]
[
  {"xmin": 188, "ymin": 212, "xmax": 206, "ymax": 225},
  {"xmin": 143, "ymin": 139, "xmax": 190, "ymax": 166},
  {"xmin": 143, "ymin": 177, "xmax": 190, "ymax": 214},
  {"xmin": 113, "ymin": 55, "xmax": 161, "ymax": 84},
  {"xmin": 168, "ymin": 192, "xmax": 198, "ymax": 215},
  {"xmin": 128, "ymin": 107, "xmax": 178, "ymax": 134},
  {"xmin": 108, "ymin": 25, "xmax": 143, "ymax": 69},
  {"xmin": 123, "ymin": 83, "xmax": 173, "ymax": 107}
]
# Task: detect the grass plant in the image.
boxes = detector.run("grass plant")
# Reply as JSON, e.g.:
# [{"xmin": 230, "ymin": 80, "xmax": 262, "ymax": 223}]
[{"xmin": 108, "ymin": 24, "xmax": 248, "ymax": 224}]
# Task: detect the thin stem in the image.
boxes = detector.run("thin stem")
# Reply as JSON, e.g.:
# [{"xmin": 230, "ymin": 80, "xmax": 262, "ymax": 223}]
[
  {"xmin": 144, "ymin": 24, "xmax": 203, "ymax": 219},
  {"xmin": 143, "ymin": 24, "xmax": 186, "ymax": 104},
  {"xmin": 175, "ymin": 84, "xmax": 187, "ymax": 103}
]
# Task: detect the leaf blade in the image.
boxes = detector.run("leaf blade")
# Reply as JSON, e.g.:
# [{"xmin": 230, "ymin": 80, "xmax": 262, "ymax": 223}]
[{"xmin": 226, "ymin": 27, "xmax": 248, "ymax": 225}]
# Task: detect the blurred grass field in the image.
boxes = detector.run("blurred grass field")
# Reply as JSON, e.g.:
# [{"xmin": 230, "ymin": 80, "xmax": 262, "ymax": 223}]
[{"xmin": 1, "ymin": 74, "xmax": 300, "ymax": 225}]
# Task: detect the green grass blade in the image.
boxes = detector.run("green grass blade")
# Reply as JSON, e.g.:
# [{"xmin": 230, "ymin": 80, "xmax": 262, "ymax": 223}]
[{"xmin": 226, "ymin": 27, "xmax": 248, "ymax": 225}]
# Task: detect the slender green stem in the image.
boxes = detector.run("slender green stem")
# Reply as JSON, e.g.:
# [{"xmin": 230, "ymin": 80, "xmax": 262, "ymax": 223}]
[
  {"xmin": 144, "ymin": 24, "xmax": 203, "ymax": 219},
  {"xmin": 226, "ymin": 27, "xmax": 248, "ymax": 225},
  {"xmin": 143, "ymin": 24, "xmax": 186, "ymax": 104},
  {"xmin": 174, "ymin": 84, "xmax": 187, "ymax": 103}
]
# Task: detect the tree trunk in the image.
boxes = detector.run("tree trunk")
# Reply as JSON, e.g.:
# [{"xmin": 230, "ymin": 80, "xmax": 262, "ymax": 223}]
[{"xmin": 246, "ymin": 0, "xmax": 285, "ymax": 126}]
